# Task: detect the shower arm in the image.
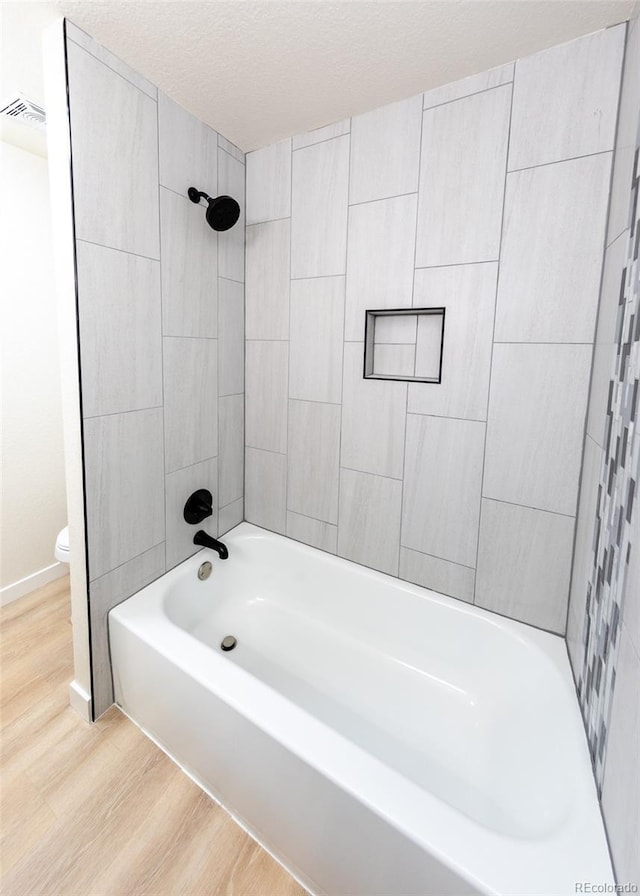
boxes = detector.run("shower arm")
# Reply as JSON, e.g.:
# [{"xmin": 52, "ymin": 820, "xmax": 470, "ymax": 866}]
[{"xmin": 187, "ymin": 187, "xmax": 211, "ymax": 205}]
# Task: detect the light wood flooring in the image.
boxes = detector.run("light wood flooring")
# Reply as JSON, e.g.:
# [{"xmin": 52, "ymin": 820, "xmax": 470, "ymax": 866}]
[{"xmin": 0, "ymin": 577, "xmax": 307, "ymax": 896}]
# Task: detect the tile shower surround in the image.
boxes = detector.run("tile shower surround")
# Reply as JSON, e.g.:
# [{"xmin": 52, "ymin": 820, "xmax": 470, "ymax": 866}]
[
  {"xmin": 64, "ymin": 21, "xmax": 245, "ymax": 716},
  {"xmin": 567, "ymin": 11, "xmax": 639, "ymax": 886},
  {"xmin": 244, "ymin": 25, "xmax": 625, "ymax": 639},
  {"xmin": 60, "ymin": 13, "xmax": 638, "ymax": 884}
]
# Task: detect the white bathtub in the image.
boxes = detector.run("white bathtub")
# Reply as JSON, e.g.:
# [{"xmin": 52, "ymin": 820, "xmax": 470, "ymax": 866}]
[{"xmin": 109, "ymin": 523, "xmax": 613, "ymax": 896}]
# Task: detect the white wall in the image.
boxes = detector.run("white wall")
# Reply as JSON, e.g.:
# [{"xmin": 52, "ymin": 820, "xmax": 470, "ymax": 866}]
[{"xmin": 0, "ymin": 140, "xmax": 67, "ymax": 596}]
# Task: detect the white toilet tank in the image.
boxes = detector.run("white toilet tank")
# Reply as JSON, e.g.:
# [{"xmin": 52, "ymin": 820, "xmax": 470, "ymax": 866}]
[{"xmin": 55, "ymin": 526, "xmax": 70, "ymax": 564}]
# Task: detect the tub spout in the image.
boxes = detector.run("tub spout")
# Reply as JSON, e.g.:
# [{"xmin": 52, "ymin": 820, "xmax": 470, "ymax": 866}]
[{"xmin": 193, "ymin": 530, "xmax": 229, "ymax": 560}]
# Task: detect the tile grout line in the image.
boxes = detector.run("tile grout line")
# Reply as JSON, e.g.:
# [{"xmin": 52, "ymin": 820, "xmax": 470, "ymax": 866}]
[
  {"xmin": 415, "ymin": 259, "xmax": 499, "ymax": 271},
  {"xmin": 399, "ymin": 543, "xmax": 477, "ymax": 572},
  {"xmin": 68, "ymin": 35, "xmax": 157, "ymax": 101},
  {"xmin": 84, "ymin": 405, "xmax": 165, "ymax": 421},
  {"xmin": 562, "ymin": 32, "xmax": 629, "ymax": 642},
  {"xmin": 340, "ymin": 464, "xmax": 404, "ymax": 483},
  {"xmin": 398, "ymin": 107, "xmax": 425, "ymax": 576},
  {"xmin": 89, "ymin": 540, "xmax": 166, "ymax": 585},
  {"xmin": 76, "ymin": 237, "xmax": 160, "ymax": 264},
  {"xmin": 507, "ymin": 147, "xmax": 613, "ymax": 176},
  {"xmin": 335, "ymin": 122, "xmax": 353, "ymax": 557},
  {"xmin": 283, "ymin": 138, "xmax": 294, "ymax": 535},
  {"xmin": 472, "ymin": 77, "xmax": 516, "ymax": 605},
  {"xmin": 246, "ymin": 214, "xmax": 291, "ymax": 227},
  {"xmin": 347, "ymin": 190, "xmax": 418, "ymax": 210},
  {"xmin": 166, "ymin": 454, "xmax": 220, "ymax": 477},
  {"xmin": 422, "ymin": 76, "xmax": 514, "ymax": 114},
  {"xmin": 480, "ymin": 494, "xmax": 577, "ymax": 521},
  {"xmin": 219, "ymin": 144, "xmax": 245, "ymax": 166},
  {"xmin": 292, "ymin": 128, "xmax": 351, "ymax": 153},
  {"xmin": 287, "ymin": 507, "xmax": 339, "ymax": 529}
]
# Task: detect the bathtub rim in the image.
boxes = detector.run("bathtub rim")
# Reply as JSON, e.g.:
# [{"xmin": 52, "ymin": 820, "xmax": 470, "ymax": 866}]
[{"xmin": 109, "ymin": 522, "xmax": 614, "ymax": 896}]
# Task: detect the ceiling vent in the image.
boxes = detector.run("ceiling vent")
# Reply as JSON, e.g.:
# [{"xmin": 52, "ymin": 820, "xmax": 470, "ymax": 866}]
[{"xmin": 0, "ymin": 95, "xmax": 46, "ymax": 131}]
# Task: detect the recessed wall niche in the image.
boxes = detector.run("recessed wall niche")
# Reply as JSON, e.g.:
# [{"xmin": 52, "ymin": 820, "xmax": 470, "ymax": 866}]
[{"xmin": 364, "ymin": 308, "xmax": 445, "ymax": 383}]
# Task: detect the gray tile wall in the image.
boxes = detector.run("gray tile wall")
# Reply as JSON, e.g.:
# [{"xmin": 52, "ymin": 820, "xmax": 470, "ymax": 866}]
[
  {"xmin": 66, "ymin": 21, "xmax": 245, "ymax": 717},
  {"xmin": 244, "ymin": 25, "xmax": 624, "ymax": 639},
  {"xmin": 567, "ymin": 14, "xmax": 640, "ymax": 886}
]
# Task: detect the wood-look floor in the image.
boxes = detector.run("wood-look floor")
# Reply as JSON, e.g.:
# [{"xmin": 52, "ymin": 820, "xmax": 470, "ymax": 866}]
[{"xmin": 0, "ymin": 578, "xmax": 307, "ymax": 896}]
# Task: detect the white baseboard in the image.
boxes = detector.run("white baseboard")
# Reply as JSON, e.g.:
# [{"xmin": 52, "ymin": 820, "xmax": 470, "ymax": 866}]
[
  {"xmin": 1, "ymin": 561, "xmax": 68, "ymax": 607},
  {"xmin": 68, "ymin": 680, "xmax": 92, "ymax": 721}
]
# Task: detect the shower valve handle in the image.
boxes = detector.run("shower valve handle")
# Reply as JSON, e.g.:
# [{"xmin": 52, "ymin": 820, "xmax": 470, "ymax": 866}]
[{"xmin": 184, "ymin": 489, "xmax": 213, "ymax": 524}]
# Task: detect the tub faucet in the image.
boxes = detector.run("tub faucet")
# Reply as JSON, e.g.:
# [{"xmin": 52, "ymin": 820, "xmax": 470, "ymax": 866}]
[{"xmin": 193, "ymin": 530, "xmax": 229, "ymax": 560}]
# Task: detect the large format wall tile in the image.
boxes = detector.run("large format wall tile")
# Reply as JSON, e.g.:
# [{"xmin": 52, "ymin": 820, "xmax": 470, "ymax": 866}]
[
  {"xmin": 586, "ymin": 340, "xmax": 617, "ymax": 450},
  {"xmin": 293, "ymin": 119, "xmax": 350, "ymax": 150},
  {"xmin": 341, "ymin": 343, "xmax": 407, "ymax": 479},
  {"xmin": 483, "ymin": 343, "xmax": 592, "ymax": 516},
  {"xmin": 422, "ymin": 62, "xmax": 514, "ymax": 109},
  {"xmin": 160, "ymin": 188, "xmax": 218, "ymax": 337},
  {"xmin": 246, "ymin": 139, "xmax": 291, "ymax": 224},
  {"xmin": 286, "ymin": 512, "xmax": 338, "ymax": 554},
  {"xmin": 67, "ymin": 27, "xmax": 246, "ymax": 718},
  {"xmin": 218, "ymin": 278, "xmax": 245, "ymax": 397},
  {"xmin": 84, "ymin": 408, "xmax": 165, "ymax": 581},
  {"xmin": 349, "ymin": 95, "xmax": 422, "ymax": 204},
  {"xmin": 219, "ymin": 133, "xmax": 244, "ymax": 163},
  {"xmin": 158, "ymin": 92, "xmax": 218, "ymax": 197},
  {"xmin": 245, "ymin": 447, "xmax": 286, "ymax": 534},
  {"xmin": 607, "ymin": 19, "xmax": 640, "ymax": 245},
  {"xmin": 508, "ymin": 25, "xmax": 625, "ymax": 170},
  {"xmin": 165, "ymin": 457, "xmax": 218, "ymax": 570},
  {"xmin": 219, "ymin": 498, "xmax": 243, "ymax": 535},
  {"xmin": 475, "ymin": 499, "xmax": 574, "ymax": 633},
  {"xmin": 399, "ymin": 548, "xmax": 475, "ymax": 603},
  {"xmin": 593, "ymin": 232, "xmax": 630, "ymax": 347},
  {"xmin": 287, "ymin": 400, "xmax": 341, "ymax": 524},
  {"xmin": 163, "ymin": 337, "xmax": 218, "ymax": 472},
  {"xmin": 67, "ymin": 22, "xmax": 157, "ymax": 99},
  {"xmin": 495, "ymin": 153, "xmax": 612, "ymax": 343},
  {"xmin": 218, "ymin": 146, "xmax": 246, "ymax": 283},
  {"xmin": 76, "ymin": 241, "xmax": 162, "ymax": 417},
  {"xmin": 246, "ymin": 219, "xmax": 290, "ymax": 340},
  {"xmin": 245, "ymin": 341, "xmax": 288, "ymax": 452},
  {"xmin": 338, "ymin": 469, "xmax": 402, "ymax": 575},
  {"xmin": 90, "ymin": 542, "xmax": 165, "ymax": 716},
  {"xmin": 345, "ymin": 194, "xmax": 417, "ymax": 340},
  {"xmin": 67, "ymin": 42, "xmax": 159, "ymax": 259},
  {"xmin": 401, "ymin": 414, "xmax": 485, "ymax": 568},
  {"xmin": 416, "ymin": 84, "xmax": 511, "ymax": 267},
  {"xmin": 218, "ymin": 394, "xmax": 244, "ymax": 508},
  {"xmin": 289, "ymin": 276, "xmax": 345, "ymax": 404},
  {"xmin": 407, "ymin": 263, "xmax": 497, "ymax": 421},
  {"xmin": 291, "ymin": 135, "xmax": 350, "ymax": 278}
]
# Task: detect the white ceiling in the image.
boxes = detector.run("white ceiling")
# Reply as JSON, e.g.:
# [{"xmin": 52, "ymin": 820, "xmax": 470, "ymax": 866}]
[{"xmin": 2, "ymin": 0, "xmax": 637, "ymax": 154}]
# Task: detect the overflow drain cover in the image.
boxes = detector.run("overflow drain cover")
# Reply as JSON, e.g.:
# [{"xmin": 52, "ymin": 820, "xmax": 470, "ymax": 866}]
[{"xmin": 221, "ymin": 635, "xmax": 237, "ymax": 651}]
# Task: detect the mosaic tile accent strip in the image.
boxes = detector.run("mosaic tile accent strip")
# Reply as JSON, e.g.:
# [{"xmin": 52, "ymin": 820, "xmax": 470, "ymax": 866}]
[{"xmin": 578, "ymin": 120, "xmax": 640, "ymax": 791}]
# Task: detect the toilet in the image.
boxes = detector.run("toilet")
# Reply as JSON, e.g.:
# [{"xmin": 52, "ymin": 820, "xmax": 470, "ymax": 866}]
[{"xmin": 55, "ymin": 526, "xmax": 70, "ymax": 564}]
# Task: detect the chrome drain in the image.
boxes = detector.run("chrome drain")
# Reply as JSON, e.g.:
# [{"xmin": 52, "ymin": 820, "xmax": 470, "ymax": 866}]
[
  {"xmin": 197, "ymin": 561, "xmax": 212, "ymax": 580},
  {"xmin": 221, "ymin": 635, "xmax": 237, "ymax": 651}
]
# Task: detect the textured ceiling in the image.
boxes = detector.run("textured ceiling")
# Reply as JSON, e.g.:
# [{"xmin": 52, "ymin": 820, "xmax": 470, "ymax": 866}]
[{"xmin": 3, "ymin": 0, "xmax": 637, "ymax": 154}]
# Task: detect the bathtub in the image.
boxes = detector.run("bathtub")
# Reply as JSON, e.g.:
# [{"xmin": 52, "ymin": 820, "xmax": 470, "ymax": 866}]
[{"xmin": 109, "ymin": 523, "xmax": 613, "ymax": 896}]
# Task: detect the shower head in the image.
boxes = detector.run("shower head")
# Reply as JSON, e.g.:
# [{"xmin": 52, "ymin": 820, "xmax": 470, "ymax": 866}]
[{"xmin": 188, "ymin": 187, "xmax": 240, "ymax": 232}]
